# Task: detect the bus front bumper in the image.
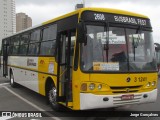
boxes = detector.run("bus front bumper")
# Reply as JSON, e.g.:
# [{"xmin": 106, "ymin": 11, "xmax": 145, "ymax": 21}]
[{"xmin": 80, "ymin": 89, "xmax": 157, "ymax": 110}]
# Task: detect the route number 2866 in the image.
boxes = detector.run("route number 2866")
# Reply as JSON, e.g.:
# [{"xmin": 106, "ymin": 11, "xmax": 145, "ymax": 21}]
[{"xmin": 94, "ymin": 13, "xmax": 105, "ymax": 21}]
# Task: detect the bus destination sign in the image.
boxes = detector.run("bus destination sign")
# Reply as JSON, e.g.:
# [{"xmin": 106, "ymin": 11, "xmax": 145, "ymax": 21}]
[
  {"xmin": 81, "ymin": 11, "xmax": 151, "ymax": 27},
  {"xmin": 114, "ymin": 16, "xmax": 146, "ymax": 26}
]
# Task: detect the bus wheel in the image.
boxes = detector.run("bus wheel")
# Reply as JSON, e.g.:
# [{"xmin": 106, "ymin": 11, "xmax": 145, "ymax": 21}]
[
  {"xmin": 10, "ymin": 72, "xmax": 16, "ymax": 88},
  {"xmin": 48, "ymin": 84, "xmax": 61, "ymax": 111}
]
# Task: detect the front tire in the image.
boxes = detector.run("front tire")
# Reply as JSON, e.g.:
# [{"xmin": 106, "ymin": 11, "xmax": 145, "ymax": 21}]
[{"xmin": 48, "ymin": 84, "xmax": 62, "ymax": 111}]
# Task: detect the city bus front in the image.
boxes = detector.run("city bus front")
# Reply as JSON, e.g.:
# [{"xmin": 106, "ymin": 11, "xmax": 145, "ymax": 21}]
[{"xmin": 73, "ymin": 9, "xmax": 158, "ymax": 110}]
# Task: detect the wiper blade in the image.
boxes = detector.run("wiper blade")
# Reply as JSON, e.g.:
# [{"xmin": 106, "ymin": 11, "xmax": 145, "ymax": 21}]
[
  {"xmin": 136, "ymin": 26, "xmax": 143, "ymax": 47},
  {"xmin": 132, "ymin": 26, "xmax": 143, "ymax": 61},
  {"xmin": 105, "ymin": 22, "xmax": 109, "ymax": 62},
  {"xmin": 132, "ymin": 35, "xmax": 136, "ymax": 61},
  {"xmin": 136, "ymin": 26, "xmax": 141, "ymax": 34}
]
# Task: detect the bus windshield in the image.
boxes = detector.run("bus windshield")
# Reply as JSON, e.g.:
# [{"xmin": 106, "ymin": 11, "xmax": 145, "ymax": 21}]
[{"xmin": 81, "ymin": 24, "xmax": 157, "ymax": 72}]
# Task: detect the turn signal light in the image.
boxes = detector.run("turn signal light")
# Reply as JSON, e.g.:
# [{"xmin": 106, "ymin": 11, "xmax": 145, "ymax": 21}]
[{"xmin": 81, "ymin": 83, "xmax": 87, "ymax": 91}]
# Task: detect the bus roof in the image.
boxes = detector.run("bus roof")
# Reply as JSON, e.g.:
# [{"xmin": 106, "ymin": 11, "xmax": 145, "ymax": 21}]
[
  {"xmin": 43, "ymin": 7, "xmax": 148, "ymax": 25},
  {"xmin": 3, "ymin": 7, "xmax": 148, "ymax": 39}
]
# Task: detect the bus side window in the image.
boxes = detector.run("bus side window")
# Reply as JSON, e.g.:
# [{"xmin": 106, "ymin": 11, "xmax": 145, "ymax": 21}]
[
  {"xmin": 19, "ymin": 33, "xmax": 30, "ymax": 55},
  {"xmin": 28, "ymin": 29, "xmax": 41, "ymax": 56},
  {"xmin": 28, "ymin": 43, "xmax": 39, "ymax": 56},
  {"xmin": 71, "ymin": 36, "xmax": 76, "ymax": 56},
  {"xmin": 40, "ymin": 24, "xmax": 57, "ymax": 56},
  {"xmin": 19, "ymin": 44, "xmax": 28, "ymax": 55},
  {"xmin": 11, "ymin": 36, "xmax": 20, "ymax": 55},
  {"xmin": 9, "ymin": 46, "xmax": 13, "ymax": 55},
  {"xmin": 40, "ymin": 40, "xmax": 56, "ymax": 56}
]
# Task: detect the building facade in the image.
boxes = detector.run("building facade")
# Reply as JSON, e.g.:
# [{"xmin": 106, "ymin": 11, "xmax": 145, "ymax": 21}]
[
  {"xmin": 16, "ymin": 13, "xmax": 32, "ymax": 32},
  {"xmin": 0, "ymin": 0, "xmax": 16, "ymax": 48}
]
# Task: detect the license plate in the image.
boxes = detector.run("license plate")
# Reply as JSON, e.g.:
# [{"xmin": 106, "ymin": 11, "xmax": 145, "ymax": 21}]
[{"xmin": 121, "ymin": 94, "xmax": 134, "ymax": 100}]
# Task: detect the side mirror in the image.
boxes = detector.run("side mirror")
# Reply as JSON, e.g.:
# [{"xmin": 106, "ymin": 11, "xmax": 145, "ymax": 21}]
[{"xmin": 77, "ymin": 22, "xmax": 86, "ymax": 44}]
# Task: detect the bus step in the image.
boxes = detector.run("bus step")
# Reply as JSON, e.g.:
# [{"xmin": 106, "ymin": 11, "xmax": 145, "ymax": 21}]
[{"xmin": 57, "ymin": 96, "xmax": 66, "ymax": 102}]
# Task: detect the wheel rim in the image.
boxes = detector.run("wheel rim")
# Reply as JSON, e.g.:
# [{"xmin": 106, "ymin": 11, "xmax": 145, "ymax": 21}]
[{"xmin": 49, "ymin": 87, "xmax": 57, "ymax": 106}]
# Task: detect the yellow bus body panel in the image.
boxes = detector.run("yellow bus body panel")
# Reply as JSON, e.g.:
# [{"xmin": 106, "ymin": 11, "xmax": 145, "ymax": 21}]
[
  {"xmin": 72, "ymin": 70, "xmax": 157, "ymax": 110},
  {"xmin": 38, "ymin": 57, "xmax": 57, "ymax": 96}
]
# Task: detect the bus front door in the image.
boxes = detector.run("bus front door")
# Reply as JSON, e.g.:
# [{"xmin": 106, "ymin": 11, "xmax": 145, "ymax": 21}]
[
  {"xmin": 3, "ymin": 41, "xmax": 9, "ymax": 77},
  {"xmin": 57, "ymin": 30, "xmax": 74, "ymax": 106}
]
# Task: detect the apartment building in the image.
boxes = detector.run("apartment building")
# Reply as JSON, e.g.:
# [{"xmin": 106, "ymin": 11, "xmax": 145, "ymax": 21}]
[
  {"xmin": 0, "ymin": 0, "xmax": 16, "ymax": 48},
  {"xmin": 16, "ymin": 13, "xmax": 32, "ymax": 32}
]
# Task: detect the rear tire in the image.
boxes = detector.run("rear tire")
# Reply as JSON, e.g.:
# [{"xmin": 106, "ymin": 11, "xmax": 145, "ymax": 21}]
[
  {"xmin": 10, "ymin": 71, "xmax": 17, "ymax": 88},
  {"xmin": 48, "ymin": 84, "xmax": 62, "ymax": 111}
]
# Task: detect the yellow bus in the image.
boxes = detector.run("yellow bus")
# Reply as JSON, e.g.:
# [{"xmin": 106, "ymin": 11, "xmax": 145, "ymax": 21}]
[{"xmin": 1, "ymin": 8, "xmax": 158, "ymax": 111}]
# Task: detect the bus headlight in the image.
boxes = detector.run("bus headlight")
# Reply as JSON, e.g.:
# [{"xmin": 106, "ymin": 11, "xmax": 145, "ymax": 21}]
[
  {"xmin": 89, "ymin": 83, "xmax": 95, "ymax": 90},
  {"xmin": 146, "ymin": 82, "xmax": 151, "ymax": 87},
  {"xmin": 152, "ymin": 81, "xmax": 156, "ymax": 86},
  {"xmin": 98, "ymin": 84, "xmax": 102, "ymax": 90}
]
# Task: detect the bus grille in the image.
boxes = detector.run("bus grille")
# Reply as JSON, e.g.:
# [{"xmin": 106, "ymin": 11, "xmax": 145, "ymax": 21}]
[
  {"xmin": 113, "ymin": 94, "xmax": 142, "ymax": 106},
  {"xmin": 110, "ymin": 86, "xmax": 142, "ymax": 94}
]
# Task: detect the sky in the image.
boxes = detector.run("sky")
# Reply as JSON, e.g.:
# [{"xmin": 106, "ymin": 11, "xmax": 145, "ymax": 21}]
[{"xmin": 15, "ymin": 0, "xmax": 160, "ymax": 43}]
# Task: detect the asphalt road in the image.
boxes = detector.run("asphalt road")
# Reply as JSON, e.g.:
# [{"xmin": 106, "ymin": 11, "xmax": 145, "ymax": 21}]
[{"xmin": 0, "ymin": 76, "xmax": 160, "ymax": 120}]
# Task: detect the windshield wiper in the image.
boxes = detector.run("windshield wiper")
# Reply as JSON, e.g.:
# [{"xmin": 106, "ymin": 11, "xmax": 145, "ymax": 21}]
[
  {"xmin": 132, "ymin": 35, "xmax": 136, "ymax": 61},
  {"xmin": 132, "ymin": 25, "xmax": 142, "ymax": 61},
  {"xmin": 105, "ymin": 22, "xmax": 109, "ymax": 62},
  {"xmin": 136, "ymin": 25, "xmax": 142, "ymax": 34}
]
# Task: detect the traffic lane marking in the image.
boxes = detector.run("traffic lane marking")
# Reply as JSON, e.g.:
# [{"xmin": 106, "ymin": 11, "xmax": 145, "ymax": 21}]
[
  {"xmin": 0, "ymin": 83, "xmax": 9, "ymax": 87},
  {"xmin": 3, "ymin": 86, "xmax": 61, "ymax": 120},
  {"xmin": 0, "ymin": 116, "xmax": 12, "ymax": 120}
]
